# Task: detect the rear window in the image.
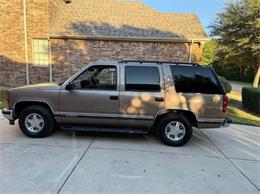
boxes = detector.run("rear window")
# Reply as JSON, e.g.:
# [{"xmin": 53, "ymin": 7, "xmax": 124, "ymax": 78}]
[
  {"xmin": 125, "ymin": 66, "xmax": 160, "ymax": 91},
  {"xmin": 170, "ymin": 66, "xmax": 223, "ymax": 94}
]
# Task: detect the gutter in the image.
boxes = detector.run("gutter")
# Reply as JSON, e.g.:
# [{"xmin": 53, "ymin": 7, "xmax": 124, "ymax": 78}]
[{"xmin": 48, "ymin": 34, "xmax": 209, "ymax": 43}]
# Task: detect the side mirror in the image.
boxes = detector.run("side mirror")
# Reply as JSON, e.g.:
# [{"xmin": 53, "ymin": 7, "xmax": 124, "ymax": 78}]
[{"xmin": 65, "ymin": 82, "xmax": 75, "ymax": 90}]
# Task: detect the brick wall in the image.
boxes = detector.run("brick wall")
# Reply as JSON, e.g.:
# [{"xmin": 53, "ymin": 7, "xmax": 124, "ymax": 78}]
[
  {"xmin": 49, "ymin": 0, "xmax": 64, "ymax": 23},
  {"xmin": 26, "ymin": 0, "xmax": 50, "ymax": 84},
  {"xmin": 50, "ymin": 39, "xmax": 199, "ymax": 83},
  {"xmin": 0, "ymin": 1, "xmax": 203, "ymax": 87},
  {"xmin": 0, "ymin": 0, "xmax": 58, "ymax": 87},
  {"xmin": 0, "ymin": 0, "xmax": 27, "ymax": 86}
]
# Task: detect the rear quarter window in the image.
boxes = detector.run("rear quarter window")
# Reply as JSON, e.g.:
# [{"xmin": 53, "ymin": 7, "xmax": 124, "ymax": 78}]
[{"xmin": 170, "ymin": 66, "xmax": 223, "ymax": 94}]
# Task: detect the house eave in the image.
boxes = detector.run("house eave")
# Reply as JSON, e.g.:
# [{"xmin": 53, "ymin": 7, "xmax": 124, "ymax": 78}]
[{"xmin": 48, "ymin": 34, "xmax": 209, "ymax": 43}]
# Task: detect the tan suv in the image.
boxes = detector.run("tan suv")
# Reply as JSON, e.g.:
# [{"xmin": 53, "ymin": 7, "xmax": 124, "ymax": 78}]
[{"xmin": 2, "ymin": 60, "xmax": 231, "ymax": 146}]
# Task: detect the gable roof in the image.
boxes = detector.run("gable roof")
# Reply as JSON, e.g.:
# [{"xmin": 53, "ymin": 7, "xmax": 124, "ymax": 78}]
[{"xmin": 49, "ymin": 0, "xmax": 208, "ymax": 41}]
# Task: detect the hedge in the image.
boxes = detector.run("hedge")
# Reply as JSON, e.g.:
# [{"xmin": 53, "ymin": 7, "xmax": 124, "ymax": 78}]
[
  {"xmin": 218, "ymin": 76, "xmax": 232, "ymax": 94},
  {"xmin": 0, "ymin": 90, "xmax": 8, "ymax": 109},
  {"xmin": 242, "ymin": 87, "xmax": 260, "ymax": 114}
]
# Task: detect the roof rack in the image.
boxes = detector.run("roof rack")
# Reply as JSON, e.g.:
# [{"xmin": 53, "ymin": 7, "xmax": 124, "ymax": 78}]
[{"xmin": 118, "ymin": 60, "xmax": 201, "ymax": 66}]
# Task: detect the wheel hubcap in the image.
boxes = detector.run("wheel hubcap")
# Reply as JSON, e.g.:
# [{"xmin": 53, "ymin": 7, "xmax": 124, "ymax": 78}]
[
  {"xmin": 165, "ymin": 121, "xmax": 186, "ymax": 141},
  {"xmin": 25, "ymin": 113, "xmax": 44, "ymax": 133}
]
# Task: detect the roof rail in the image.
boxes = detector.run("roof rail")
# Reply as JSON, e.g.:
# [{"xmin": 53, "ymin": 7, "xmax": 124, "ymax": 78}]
[{"xmin": 118, "ymin": 60, "xmax": 201, "ymax": 66}]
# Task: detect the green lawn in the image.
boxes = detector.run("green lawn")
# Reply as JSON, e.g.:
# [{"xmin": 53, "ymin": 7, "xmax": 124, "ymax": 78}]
[
  {"xmin": 227, "ymin": 91, "xmax": 260, "ymax": 127},
  {"xmin": 0, "ymin": 90, "xmax": 8, "ymax": 109}
]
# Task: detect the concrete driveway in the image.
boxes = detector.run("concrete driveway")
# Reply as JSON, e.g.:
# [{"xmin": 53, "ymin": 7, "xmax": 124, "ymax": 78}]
[
  {"xmin": 0, "ymin": 113, "xmax": 259, "ymax": 193},
  {"xmin": 229, "ymin": 81, "xmax": 251, "ymax": 93}
]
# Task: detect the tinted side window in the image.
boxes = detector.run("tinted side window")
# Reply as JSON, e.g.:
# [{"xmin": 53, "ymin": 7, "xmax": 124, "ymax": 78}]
[
  {"xmin": 125, "ymin": 66, "xmax": 160, "ymax": 91},
  {"xmin": 170, "ymin": 66, "xmax": 222, "ymax": 94},
  {"xmin": 73, "ymin": 65, "xmax": 117, "ymax": 90}
]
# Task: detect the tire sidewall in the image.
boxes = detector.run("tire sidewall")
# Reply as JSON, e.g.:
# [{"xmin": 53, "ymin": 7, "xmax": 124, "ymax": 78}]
[
  {"xmin": 19, "ymin": 106, "xmax": 54, "ymax": 138},
  {"xmin": 158, "ymin": 114, "xmax": 193, "ymax": 146}
]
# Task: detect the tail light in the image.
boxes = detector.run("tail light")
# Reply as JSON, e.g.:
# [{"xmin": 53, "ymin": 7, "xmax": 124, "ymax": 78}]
[{"xmin": 223, "ymin": 95, "xmax": 228, "ymax": 112}]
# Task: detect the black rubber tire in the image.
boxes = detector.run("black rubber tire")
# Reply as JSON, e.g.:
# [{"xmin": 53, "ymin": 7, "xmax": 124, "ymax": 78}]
[
  {"xmin": 18, "ymin": 105, "xmax": 55, "ymax": 138},
  {"xmin": 157, "ymin": 113, "xmax": 193, "ymax": 146}
]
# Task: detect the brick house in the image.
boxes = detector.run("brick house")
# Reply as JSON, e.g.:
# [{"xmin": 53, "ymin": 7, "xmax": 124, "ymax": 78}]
[{"xmin": 0, "ymin": 0, "xmax": 208, "ymax": 87}]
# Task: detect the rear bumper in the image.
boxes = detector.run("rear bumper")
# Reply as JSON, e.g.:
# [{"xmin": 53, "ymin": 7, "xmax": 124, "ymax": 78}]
[
  {"xmin": 222, "ymin": 117, "xmax": 232, "ymax": 127},
  {"xmin": 2, "ymin": 109, "xmax": 14, "ymax": 121},
  {"xmin": 198, "ymin": 117, "xmax": 232, "ymax": 128}
]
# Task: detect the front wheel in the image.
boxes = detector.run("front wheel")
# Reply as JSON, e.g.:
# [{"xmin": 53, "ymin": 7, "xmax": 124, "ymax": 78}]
[
  {"xmin": 18, "ymin": 105, "xmax": 55, "ymax": 138},
  {"xmin": 157, "ymin": 114, "xmax": 193, "ymax": 146}
]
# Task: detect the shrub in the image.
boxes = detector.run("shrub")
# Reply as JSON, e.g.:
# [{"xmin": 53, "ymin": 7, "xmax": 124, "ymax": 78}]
[
  {"xmin": 218, "ymin": 76, "xmax": 232, "ymax": 93},
  {"xmin": 0, "ymin": 90, "xmax": 8, "ymax": 109},
  {"xmin": 242, "ymin": 87, "xmax": 260, "ymax": 114}
]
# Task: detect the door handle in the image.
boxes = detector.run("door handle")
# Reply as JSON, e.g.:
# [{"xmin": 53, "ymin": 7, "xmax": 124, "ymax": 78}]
[
  {"xmin": 155, "ymin": 97, "xmax": 164, "ymax": 102},
  {"xmin": 109, "ymin": 95, "xmax": 119, "ymax": 100}
]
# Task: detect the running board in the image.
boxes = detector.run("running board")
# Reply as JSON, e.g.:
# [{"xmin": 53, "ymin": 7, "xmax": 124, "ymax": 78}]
[{"xmin": 60, "ymin": 124, "xmax": 149, "ymax": 134}]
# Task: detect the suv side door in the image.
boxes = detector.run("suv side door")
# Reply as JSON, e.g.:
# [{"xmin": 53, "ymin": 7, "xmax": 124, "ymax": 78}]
[
  {"xmin": 119, "ymin": 64, "xmax": 165, "ymax": 128},
  {"xmin": 57, "ymin": 64, "xmax": 119, "ymax": 126}
]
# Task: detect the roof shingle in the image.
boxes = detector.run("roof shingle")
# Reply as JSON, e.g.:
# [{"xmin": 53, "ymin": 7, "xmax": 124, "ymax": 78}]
[{"xmin": 49, "ymin": 0, "xmax": 208, "ymax": 40}]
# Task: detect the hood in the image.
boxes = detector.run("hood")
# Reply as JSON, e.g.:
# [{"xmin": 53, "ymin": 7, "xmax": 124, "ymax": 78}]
[{"xmin": 9, "ymin": 83, "xmax": 61, "ymax": 91}]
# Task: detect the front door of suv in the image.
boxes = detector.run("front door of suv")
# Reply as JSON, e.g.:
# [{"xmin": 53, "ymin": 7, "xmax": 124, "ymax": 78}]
[
  {"xmin": 119, "ymin": 64, "xmax": 165, "ymax": 128},
  {"xmin": 57, "ymin": 64, "xmax": 119, "ymax": 126}
]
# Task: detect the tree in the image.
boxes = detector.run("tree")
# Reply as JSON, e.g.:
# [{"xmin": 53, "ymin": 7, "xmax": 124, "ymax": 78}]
[
  {"xmin": 202, "ymin": 39, "xmax": 218, "ymax": 65},
  {"xmin": 210, "ymin": 0, "xmax": 260, "ymax": 87}
]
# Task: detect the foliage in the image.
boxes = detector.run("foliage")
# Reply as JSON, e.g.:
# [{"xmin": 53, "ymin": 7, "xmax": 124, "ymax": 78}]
[
  {"xmin": 0, "ymin": 90, "xmax": 8, "ymax": 109},
  {"xmin": 213, "ymin": 58, "xmax": 255, "ymax": 83},
  {"xmin": 202, "ymin": 39, "xmax": 255, "ymax": 83},
  {"xmin": 209, "ymin": 0, "xmax": 260, "ymax": 87},
  {"xmin": 202, "ymin": 39, "xmax": 218, "ymax": 65},
  {"xmin": 218, "ymin": 76, "xmax": 232, "ymax": 93},
  {"xmin": 210, "ymin": 0, "xmax": 260, "ymax": 58},
  {"xmin": 242, "ymin": 87, "xmax": 260, "ymax": 114}
]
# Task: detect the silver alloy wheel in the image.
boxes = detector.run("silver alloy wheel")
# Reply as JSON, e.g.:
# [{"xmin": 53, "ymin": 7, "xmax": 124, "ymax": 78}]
[
  {"xmin": 165, "ymin": 121, "xmax": 186, "ymax": 141},
  {"xmin": 25, "ymin": 113, "xmax": 45, "ymax": 133}
]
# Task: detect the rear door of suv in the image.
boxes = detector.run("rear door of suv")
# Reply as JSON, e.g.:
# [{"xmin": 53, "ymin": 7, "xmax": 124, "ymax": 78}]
[
  {"xmin": 118, "ymin": 63, "xmax": 165, "ymax": 128},
  {"xmin": 167, "ymin": 65, "xmax": 226, "ymax": 127}
]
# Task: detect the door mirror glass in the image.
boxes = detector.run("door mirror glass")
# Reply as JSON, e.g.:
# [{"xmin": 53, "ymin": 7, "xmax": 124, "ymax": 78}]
[{"xmin": 65, "ymin": 82, "xmax": 75, "ymax": 90}]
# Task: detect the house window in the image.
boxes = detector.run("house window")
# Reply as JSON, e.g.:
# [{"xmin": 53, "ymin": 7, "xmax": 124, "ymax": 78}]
[{"xmin": 32, "ymin": 39, "xmax": 49, "ymax": 67}]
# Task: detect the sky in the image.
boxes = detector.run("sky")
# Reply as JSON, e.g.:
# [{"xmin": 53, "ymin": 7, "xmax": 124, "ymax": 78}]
[{"xmin": 142, "ymin": 0, "xmax": 229, "ymax": 36}]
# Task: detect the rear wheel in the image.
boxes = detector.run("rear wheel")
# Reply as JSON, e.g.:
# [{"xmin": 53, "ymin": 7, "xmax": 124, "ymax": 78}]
[
  {"xmin": 18, "ymin": 105, "xmax": 55, "ymax": 138},
  {"xmin": 157, "ymin": 114, "xmax": 193, "ymax": 146}
]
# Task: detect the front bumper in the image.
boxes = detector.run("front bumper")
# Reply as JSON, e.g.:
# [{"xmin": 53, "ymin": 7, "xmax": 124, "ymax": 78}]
[{"xmin": 2, "ymin": 109, "xmax": 14, "ymax": 121}]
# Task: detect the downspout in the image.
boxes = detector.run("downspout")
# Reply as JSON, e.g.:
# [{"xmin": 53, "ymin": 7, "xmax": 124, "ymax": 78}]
[
  {"xmin": 188, "ymin": 40, "xmax": 194, "ymax": 63},
  {"xmin": 47, "ymin": 0, "xmax": 52, "ymax": 83},
  {"xmin": 23, "ymin": 0, "xmax": 29, "ymax": 85},
  {"xmin": 48, "ymin": 37, "xmax": 52, "ymax": 82}
]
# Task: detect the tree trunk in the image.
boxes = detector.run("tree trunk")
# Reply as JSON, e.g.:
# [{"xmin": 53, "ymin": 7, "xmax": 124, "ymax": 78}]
[{"xmin": 252, "ymin": 56, "xmax": 260, "ymax": 88}]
